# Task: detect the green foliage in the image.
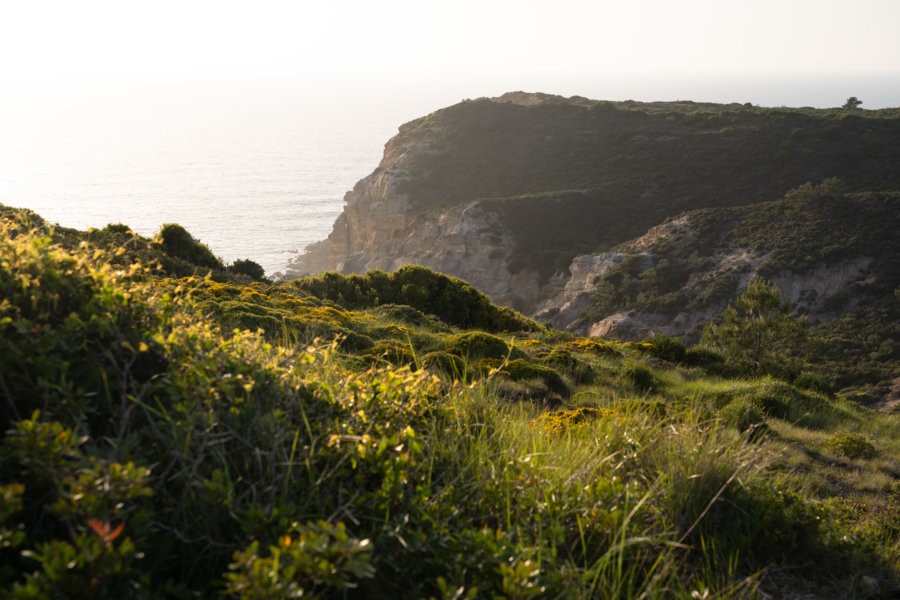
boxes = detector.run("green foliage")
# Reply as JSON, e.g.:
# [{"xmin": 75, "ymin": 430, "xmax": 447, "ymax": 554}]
[
  {"xmin": 621, "ymin": 361, "xmax": 656, "ymax": 393},
  {"xmin": 393, "ymin": 96, "xmax": 900, "ymax": 282},
  {"xmin": 422, "ymin": 351, "xmax": 467, "ymax": 379},
  {"xmin": 843, "ymin": 96, "xmax": 863, "ymax": 110},
  {"xmin": 224, "ymin": 521, "xmax": 374, "ymax": 597},
  {"xmin": 1, "ymin": 223, "xmax": 899, "ymax": 597},
  {"xmin": 792, "ymin": 371, "xmax": 835, "ymax": 398},
  {"xmin": 496, "ymin": 359, "xmax": 569, "ymax": 398},
  {"xmin": 644, "ymin": 333, "xmax": 687, "ymax": 363},
  {"xmin": 825, "ymin": 433, "xmax": 878, "ymax": 459},
  {"xmin": 441, "ymin": 332, "xmax": 525, "ymax": 361},
  {"xmin": 364, "ymin": 340, "xmax": 417, "ymax": 368},
  {"xmin": 0, "ymin": 226, "xmax": 161, "ymax": 433},
  {"xmin": 702, "ymin": 278, "xmax": 809, "ymax": 379},
  {"xmin": 683, "ymin": 346, "xmax": 726, "ymax": 369},
  {"xmin": 811, "ymin": 300, "xmax": 900, "ymax": 390},
  {"xmin": 228, "ymin": 258, "xmax": 266, "ymax": 280},
  {"xmin": 718, "ymin": 398, "xmax": 765, "ymax": 432},
  {"xmin": 3, "ymin": 415, "xmax": 153, "ymax": 598},
  {"xmin": 292, "ymin": 265, "xmax": 538, "ymax": 332},
  {"xmin": 154, "ymin": 222, "xmax": 224, "ymax": 270}
]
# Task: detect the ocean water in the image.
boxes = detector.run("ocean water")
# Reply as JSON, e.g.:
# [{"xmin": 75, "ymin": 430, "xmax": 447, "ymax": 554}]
[{"xmin": 0, "ymin": 85, "xmax": 416, "ymax": 277}]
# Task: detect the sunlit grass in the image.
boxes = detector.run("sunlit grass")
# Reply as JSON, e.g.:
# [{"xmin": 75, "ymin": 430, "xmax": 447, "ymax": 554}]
[{"xmin": 1, "ymin": 222, "xmax": 898, "ymax": 597}]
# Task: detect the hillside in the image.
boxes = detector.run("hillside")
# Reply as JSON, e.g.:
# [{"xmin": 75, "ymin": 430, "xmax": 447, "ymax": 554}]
[
  {"xmin": 287, "ymin": 92, "xmax": 900, "ymax": 304},
  {"xmin": 286, "ymin": 93, "xmax": 900, "ymax": 400},
  {"xmin": 2, "ymin": 212, "xmax": 900, "ymax": 597},
  {"xmin": 535, "ymin": 181, "xmax": 900, "ymax": 391}
]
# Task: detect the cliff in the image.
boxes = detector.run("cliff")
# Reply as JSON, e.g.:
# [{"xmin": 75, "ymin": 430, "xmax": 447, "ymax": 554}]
[
  {"xmin": 286, "ymin": 92, "xmax": 900, "ymax": 342},
  {"xmin": 534, "ymin": 185, "xmax": 900, "ymax": 391},
  {"xmin": 285, "ymin": 100, "xmax": 551, "ymax": 309}
]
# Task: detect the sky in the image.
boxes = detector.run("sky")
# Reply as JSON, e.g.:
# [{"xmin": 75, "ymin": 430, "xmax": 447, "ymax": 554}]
[{"xmin": 2, "ymin": 0, "xmax": 900, "ymax": 113}]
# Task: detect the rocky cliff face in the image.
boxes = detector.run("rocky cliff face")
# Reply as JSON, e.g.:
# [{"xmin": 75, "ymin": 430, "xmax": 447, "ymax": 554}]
[
  {"xmin": 286, "ymin": 94, "xmax": 900, "ymax": 343},
  {"xmin": 284, "ymin": 122, "xmax": 546, "ymax": 310},
  {"xmin": 535, "ymin": 213, "xmax": 879, "ymax": 342}
]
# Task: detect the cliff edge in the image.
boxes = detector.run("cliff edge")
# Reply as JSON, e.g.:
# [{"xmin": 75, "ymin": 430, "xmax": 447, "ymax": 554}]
[{"xmin": 286, "ymin": 93, "xmax": 900, "ymax": 333}]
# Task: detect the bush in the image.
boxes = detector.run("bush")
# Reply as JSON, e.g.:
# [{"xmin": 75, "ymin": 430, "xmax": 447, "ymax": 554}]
[
  {"xmin": 292, "ymin": 266, "xmax": 538, "ymax": 332},
  {"xmin": 562, "ymin": 338, "xmax": 621, "ymax": 357},
  {"xmin": 364, "ymin": 340, "xmax": 417, "ymax": 368},
  {"xmin": 622, "ymin": 362, "xmax": 656, "ymax": 393},
  {"xmin": 154, "ymin": 223, "xmax": 223, "ymax": 270},
  {"xmin": 422, "ymin": 351, "xmax": 467, "ymax": 379},
  {"xmin": 540, "ymin": 348, "xmax": 578, "ymax": 372},
  {"xmin": 229, "ymin": 258, "xmax": 266, "ymax": 280},
  {"xmin": 645, "ymin": 333, "xmax": 687, "ymax": 363},
  {"xmin": 499, "ymin": 359, "xmax": 569, "ymax": 398},
  {"xmin": 374, "ymin": 304, "xmax": 448, "ymax": 331},
  {"xmin": 442, "ymin": 332, "xmax": 525, "ymax": 361},
  {"xmin": 793, "ymin": 371, "xmax": 834, "ymax": 398},
  {"xmin": 701, "ymin": 278, "xmax": 809, "ymax": 379},
  {"xmin": 683, "ymin": 346, "xmax": 726, "ymax": 368},
  {"xmin": 825, "ymin": 433, "xmax": 877, "ymax": 459},
  {"xmin": 719, "ymin": 398, "xmax": 765, "ymax": 432}
]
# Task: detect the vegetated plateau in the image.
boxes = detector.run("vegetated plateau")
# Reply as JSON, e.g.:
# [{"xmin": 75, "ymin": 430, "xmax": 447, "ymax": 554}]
[{"xmin": 1, "ymin": 200, "xmax": 899, "ymax": 598}]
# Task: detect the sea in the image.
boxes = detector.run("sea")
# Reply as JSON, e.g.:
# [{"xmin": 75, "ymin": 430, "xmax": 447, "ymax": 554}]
[
  {"xmin": 0, "ymin": 82, "xmax": 437, "ymax": 277},
  {"xmin": 2, "ymin": 75, "xmax": 898, "ymax": 277}
]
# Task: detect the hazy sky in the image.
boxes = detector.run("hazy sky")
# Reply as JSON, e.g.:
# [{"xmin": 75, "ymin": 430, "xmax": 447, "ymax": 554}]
[{"xmin": 3, "ymin": 0, "xmax": 900, "ymax": 110}]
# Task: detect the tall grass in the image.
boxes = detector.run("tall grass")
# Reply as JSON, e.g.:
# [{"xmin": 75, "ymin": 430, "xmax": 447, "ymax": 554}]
[{"xmin": 1, "ymin": 224, "xmax": 898, "ymax": 597}]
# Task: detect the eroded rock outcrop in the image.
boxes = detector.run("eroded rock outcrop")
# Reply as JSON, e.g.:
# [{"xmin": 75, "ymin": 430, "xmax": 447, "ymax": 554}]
[
  {"xmin": 536, "ymin": 213, "xmax": 878, "ymax": 342},
  {"xmin": 286, "ymin": 94, "xmax": 900, "ymax": 342},
  {"xmin": 284, "ymin": 122, "xmax": 545, "ymax": 310}
]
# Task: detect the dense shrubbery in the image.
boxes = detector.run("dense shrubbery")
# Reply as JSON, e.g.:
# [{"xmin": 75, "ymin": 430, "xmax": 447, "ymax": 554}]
[
  {"xmin": 393, "ymin": 97, "xmax": 900, "ymax": 281},
  {"xmin": 825, "ymin": 433, "xmax": 878, "ymax": 459},
  {"xmin": 153, "ymin": 223, "xmax": 224, "ymax": 270},
  {"xmin": 227, "ymin": 258, "xmax": 266, "ymax": 280},
  {"xmin": 291, "ymin": 265, "xmax": 538, "ymax": 332},
  {"xmin": 2, "ymin": 223, "xmax": 899, "ymax": 597},
  {"xmin": 581, "ymin": 184, "xmax": 900, "ymax": 369}
]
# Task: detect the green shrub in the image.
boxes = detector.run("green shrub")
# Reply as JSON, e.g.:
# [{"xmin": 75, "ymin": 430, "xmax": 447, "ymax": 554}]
[
  {"xmin": 224, "ymin": 521, "xmax": 374, "ymax": 597},
  {"xmin": 336, "ymin": 329, "xmax": 375, "ymax": 353},
  {"xmin": 541, "ymin": 348, "xmax": 578, "ymax": 372},
  {"xmin": 228, "ymin": 258, "xmax": 266, "ymax": 280},
  {"xmin": 644, "ymin": 333, "xmax": 687, "ymax": 363},
  {"xmin": 364, "ymin": 340, "xmax": 417, "ymax": 368},
  {"xmin": 542, "ymin": 348, "xmax": 596, "ymax": 384},
  {"xmin": 154, "ymin": 223, "xmax": 223, "ymax": 270},
  {"xmin": 825, "ymin": 433, "xmax": 877, "ymax": 459},
  {"xmin": 748, "ymin": 380, "xmax": 832, "ymax": 422},
  {"xmin": 422, "ymin": 351, "xmax": 466, "ymax": 379},
  {"xmin": 683, "ymin": 346, "xmax": 726, "ymax": 368},
  {"xmin": 292, "ymin": 266, "xmax": 538, "ymax": 332},
  {"xmin": 719, "ymin": 398, "xmax": 765, "ymax": 432},
  {"xmin": 622, "ymin": 362, "xmax": 656, "ymax": 393},
  {"xmin": 793, "ymin": 371, "xmax": 834, "ymax": 398},
  {"xmin": 701, "ymin": 278, "xmax": 809, "ymax": 380},
  {"xmin": 373, "ymin": 304, "xmax": 447, "ymax": 331},
  {"xmin": 492, "ymin": 378, "xmax": 562, "ymax": 406},
  {"xmin": 499, "ymin": 359, "xmax": 569, "ymax": 398},
  {"xmin": 442, "ymin": 332, "xmax": 526, "ymax": 361}
]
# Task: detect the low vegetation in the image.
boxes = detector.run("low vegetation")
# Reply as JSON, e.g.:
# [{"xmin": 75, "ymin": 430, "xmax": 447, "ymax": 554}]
[
  {"xmin": 1, "ymin": 215, "xmax": 898, "ymax": 597},
  {"xmin": 392, "ymin": 95, "xmax": 900, "ymax": 281}
]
